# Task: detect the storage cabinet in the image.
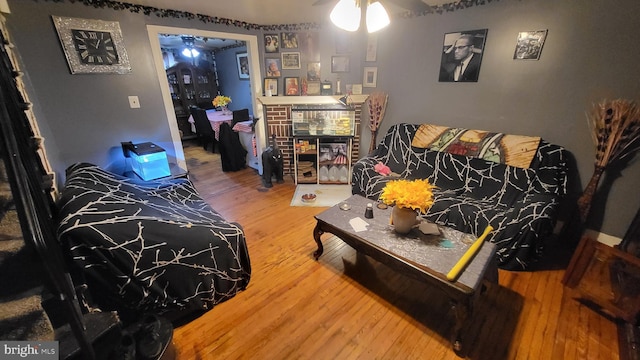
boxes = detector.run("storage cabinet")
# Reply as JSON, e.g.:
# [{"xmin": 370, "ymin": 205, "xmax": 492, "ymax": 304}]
[
  {"xmin": 294, "ymin": 137, "xmax": 352, "ymax": 185},
  {"xmin": 291, "ymin": 104, "xmax": 355, "ymax": 185},
  {"xmin": 166, "ymin": 62, "xmax": 217, "ymax": 138}
]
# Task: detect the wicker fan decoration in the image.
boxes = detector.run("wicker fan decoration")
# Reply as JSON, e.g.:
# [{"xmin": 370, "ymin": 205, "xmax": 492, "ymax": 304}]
[
  {"xmin": 365, "ymin": 92, "xmax": 389, "ymax": 154},
  {"xmin": 577, "ymin": 99, "xmax": 640, "ymax": 223}
]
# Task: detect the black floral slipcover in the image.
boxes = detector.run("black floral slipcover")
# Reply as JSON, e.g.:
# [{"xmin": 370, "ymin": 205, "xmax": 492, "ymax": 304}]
[
  {"xmin": 352, "ymin": 124, "xmax": 568, "ymax": 270},
  {"xmin": 57, "ymin": 163, "xmax": 251, "ymax": 314}
]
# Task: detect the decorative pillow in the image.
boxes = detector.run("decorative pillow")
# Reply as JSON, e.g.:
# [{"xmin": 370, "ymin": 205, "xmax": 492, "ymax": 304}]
[{"xmin": 411, "ymin": 124, "xmax": 541, "ymax": 169}]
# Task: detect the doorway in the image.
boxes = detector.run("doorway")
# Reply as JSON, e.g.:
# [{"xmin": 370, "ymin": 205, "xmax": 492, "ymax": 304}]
[{"xmin": 146, "ymin": 25, "xmax": 265, "ymax": 174}]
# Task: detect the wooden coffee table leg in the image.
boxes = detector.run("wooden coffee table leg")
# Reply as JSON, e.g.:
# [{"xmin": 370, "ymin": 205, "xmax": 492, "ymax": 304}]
[
  {"xmin": 450, "ymin": 298, "xmax": 471, "ymax": 356},
  {"xmin": 313, "ymin": 221, "xmax": 324, "ymax": 260}
]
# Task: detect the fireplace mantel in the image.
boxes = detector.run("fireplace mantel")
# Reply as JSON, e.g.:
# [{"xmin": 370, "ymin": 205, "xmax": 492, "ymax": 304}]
[{"xmin": 257, "ymin": 94, "xmax": 369, "ymax": 106}]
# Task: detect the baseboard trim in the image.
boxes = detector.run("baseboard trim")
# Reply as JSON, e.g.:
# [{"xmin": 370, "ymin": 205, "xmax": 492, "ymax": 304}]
[{"xmin": 554, "ymin": 220, "xmax": 622, "ymax": 247}]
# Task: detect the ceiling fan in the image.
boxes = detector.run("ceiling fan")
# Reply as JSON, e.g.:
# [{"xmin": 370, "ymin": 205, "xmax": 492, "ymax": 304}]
[
  {"xmin": 312, "ymin": 0, "xmax": 433, "ymax": 14},
  {"xmin": 314, "ymin": 0, "xmax": 433, "ymax": 32}
]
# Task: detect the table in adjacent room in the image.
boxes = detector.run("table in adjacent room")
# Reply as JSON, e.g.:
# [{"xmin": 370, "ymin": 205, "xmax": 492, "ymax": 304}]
[{"xmin": 187, "ymin": 109, "xmax": 233, "ymax": 140}]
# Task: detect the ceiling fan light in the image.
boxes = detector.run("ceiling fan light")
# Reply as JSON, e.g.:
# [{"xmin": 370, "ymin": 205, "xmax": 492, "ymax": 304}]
[
  {"xmin": 330, "ymin": 0, "xmax": 361, "ymax": 32},
  {"xmin": 366, "ymin": 1, "xmax": 390, "ymax": 33},
  {"xmin": 182, "ymin": 48, "xmax": 200, "ymax": 58}
]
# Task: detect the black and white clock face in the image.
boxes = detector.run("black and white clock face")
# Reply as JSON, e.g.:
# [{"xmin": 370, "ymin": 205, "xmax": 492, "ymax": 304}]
[{"xmin": 71, "ymin": 29, "xmax": 119, "ymax": 65}]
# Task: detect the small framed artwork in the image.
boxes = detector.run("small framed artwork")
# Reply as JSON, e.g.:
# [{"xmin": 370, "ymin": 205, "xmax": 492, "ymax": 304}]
[
  {"xmin": 366, "ymin": 35, "xmax": 378, "ymax": 62},
  {"xmin": 264, "ymin": 33, "xmax": 280, "ymax": 53},
  {"xmin": 281, "ymin": 32, "xmax": 299, "ymax": 49},
  {"xmin": 513, "ymin": 30, "xmax": 548, "ymax": 60},
  {"xmin": 307, "ymin": 62, "xmax": 321, "ymax": 81},
  {"xmin": 351, "ymin": 84, "xmax": 363, "ymax": 95},
  {"xmin": 284, "ymin": 77, "xmax": 300, "ymax": 96},
  {"xmin": 265, "ymin": 58, "xmax": 281, "ymax": 77},
  {"xmin": 299, "ymin": 32, "xmax": 320, "ymax": 62},
  {"xmin": 363, "ymin": 67, "xmax": 377, "ymax": 88},
  {"xmin": 438, "ymin": 29, "xmax": 488, "ymax": 82},
  {"xmin": 331, "ymin": 56, "xmax": 350, "ymax": 73},
  {"xmin": 236, "ymin": 52, "xmax": 249, "ymax": 80},
  {"xmin": 52, "ymin": 16, "xmax": 131, "ymax": 74},
  {"xmin": 264, "ymin": 78, "xmax": 278, "ymax": 96},
  {"xmin": 281, "ymin": 52, "xmax": 301, "ymax": 69},
  {"xmin": 307, "ymin": 81, "xmax": 321, "ymax": 95}
]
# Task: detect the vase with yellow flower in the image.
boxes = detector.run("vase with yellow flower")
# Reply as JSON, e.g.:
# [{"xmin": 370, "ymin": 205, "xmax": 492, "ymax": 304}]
[
  {"xmin": 380, "ymin": 179, "xmax": 435, "ymax": 235},
  {"xmin": 212, "ymin": 95, "xmax": 232, "ymax": 115}
]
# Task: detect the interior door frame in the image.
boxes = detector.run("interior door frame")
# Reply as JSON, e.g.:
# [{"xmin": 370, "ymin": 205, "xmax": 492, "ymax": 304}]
[{"xmin": 146, "ymin": 25, "xmax": 264, "ymax": 174}]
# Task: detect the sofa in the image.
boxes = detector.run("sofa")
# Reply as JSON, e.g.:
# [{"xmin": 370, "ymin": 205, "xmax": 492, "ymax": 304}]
[
  {"xmin": 56, "ymin": 163, "xmax": 251, "ymax": 317},
  {"xmin": 352, "ymin": 123, "xmax": 568, "ymax": 270}
]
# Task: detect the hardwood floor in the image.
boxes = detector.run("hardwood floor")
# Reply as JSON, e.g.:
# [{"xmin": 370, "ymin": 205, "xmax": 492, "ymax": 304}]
[{"xmin": 173, "ymin": 140, "xmax": 620, "ymax": 359}]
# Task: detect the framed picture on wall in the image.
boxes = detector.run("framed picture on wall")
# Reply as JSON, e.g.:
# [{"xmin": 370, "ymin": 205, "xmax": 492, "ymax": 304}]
[
  {"xmin": 513, "ymin": 30, "xmax": 548, "ymax": 60},
  {"xmin": 264, "ymin": 78, "xmax": 278, "ymax": 96},
  {"xmin": 307, "ymin": 62, "xmax": 321, "ymax": 81},
  {"xmin": 265, "ymin": 58, "xmax": 281, "ymax": 77},
  {"xmin": 363, "ymin": 67, "xmax": 377, "ymax": 87},
  {"xmin": 264, "ymin": 33, "xmax": 280, "ymax": 53},
  {"xmin": 284, "ymin": 77, "xmax": 300, "ymax": 96},
  {"xmin": 281, "ymin": 32, "xmax": 299, "ymax": 49},
  {"xmin": 438, "ymin": 29, "xmax": 488, "ymax": 82},
  {"xmin": 281, "ymin": 52, "xmax": 301, "ymax": 69},
  {"xmin": 306, "ymin": 81, "xmax": 321, "ymax": 95},
  {"xmin": 366, "ymin": 35, "xmax": 378, "ymax": 62},
  {"xmin": 236, "ymin": 52, "xmax": 249, "ymax": 80},
  {"xmin": 331, "ymin": 56, "xmax": 350, "ymax": 73}
]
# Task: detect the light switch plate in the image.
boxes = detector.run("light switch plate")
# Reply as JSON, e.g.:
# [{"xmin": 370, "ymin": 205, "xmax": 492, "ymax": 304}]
[{"xmin": 128, "ymin": 96, "xmax": 140, "ymax": 109}]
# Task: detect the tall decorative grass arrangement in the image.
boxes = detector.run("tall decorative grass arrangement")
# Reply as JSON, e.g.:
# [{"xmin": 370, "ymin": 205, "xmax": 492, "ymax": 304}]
[
  {"xmin": 578, "ymin": 99, "xmax": 640, "ymax": 223},
  {"xmin": 365, "ymin": 92, "xmax": 388, "ymax": 154}
]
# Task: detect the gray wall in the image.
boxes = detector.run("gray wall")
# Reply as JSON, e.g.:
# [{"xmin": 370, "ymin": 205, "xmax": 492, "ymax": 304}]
[
  {"xmin": 5, "ymin": 0, "xmax": 640, "ymax": 240},
  {"xmin": 366, "ymin": 0, "xmax": 640, "ymax": 239}
]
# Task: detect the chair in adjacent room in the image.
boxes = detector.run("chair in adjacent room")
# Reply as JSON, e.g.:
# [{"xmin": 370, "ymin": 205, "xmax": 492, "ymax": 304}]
[
  {"xmin": 232, "ymin": 108, "xmax": 250, "ymax": 126},
  {"xmin": 191, "ymin": 106, "xmax": 217, "ymax": 153}
]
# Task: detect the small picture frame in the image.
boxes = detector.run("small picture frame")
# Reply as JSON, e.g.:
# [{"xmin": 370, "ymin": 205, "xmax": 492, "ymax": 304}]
[
  {"xmin": 307, "ymin": 62, "xmax": 321, "ymax": 81},
  {"xmin": 264, "ymin": 33, "xmax": 280, "ymax": 53},
  {"xmin": 236, "ymin": 52, "xmax": 249, "ymax": 80},
  {"xmin": 331, "ymin": 56, "xmax": 350, "ymax": 73},
  {"xmin": 281, "ymin": 32, "xmax": 299, "ymax": 49},
  {"xmin": 265, "ymin": 58, "xmax": 281, "ymax": 77},
  {"xmin": 366, "ymin": 35, "xmax": 378, "ymax": 62},
  {"xmin": 363, "ymin": 67, "xmax": 377, "ymax": 88},
  {"xmin": 281, "ymin": 52, "xmax": 301, "ymax": 69},
  {"xmin": 284, "ymin": 77, "xmax": 300, "ymax": 96},
  {"xmin": 264, "ymin": 78, "xmax": 278, "ymax": 96},
  {"xmin": 513, "ymin": 30, "xmax": 548, "ymax": 60},
  {"xmin": 306, "ymin": 81, "xmax": 321, "ymax": 95}
]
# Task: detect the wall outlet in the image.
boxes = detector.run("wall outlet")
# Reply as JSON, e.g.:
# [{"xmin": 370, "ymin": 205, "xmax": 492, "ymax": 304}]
[{"xmin": 128, "ymin": 96, "xmax": 140, "ymax": 109}]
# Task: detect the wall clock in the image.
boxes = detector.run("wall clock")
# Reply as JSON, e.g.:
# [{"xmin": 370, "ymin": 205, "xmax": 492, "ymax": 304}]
[{"xmin": 52, "ymin": 16, "xmax": 131, "ymax": 74}]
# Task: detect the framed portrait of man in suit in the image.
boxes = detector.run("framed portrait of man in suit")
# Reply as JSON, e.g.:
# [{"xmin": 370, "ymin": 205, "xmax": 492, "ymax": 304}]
[{"xmin": 438, "ymin": 29, "xmax": 488, "ymax": 83}]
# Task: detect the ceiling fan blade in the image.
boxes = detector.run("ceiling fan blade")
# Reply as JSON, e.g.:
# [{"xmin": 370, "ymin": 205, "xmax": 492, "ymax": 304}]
[
  {"xmin": 313, "ymin": 0, "xmax": 337, "ymax": 6},
  {"xmin": 385, "ymin": 0, "xmax": 433, "ymax": 13}
]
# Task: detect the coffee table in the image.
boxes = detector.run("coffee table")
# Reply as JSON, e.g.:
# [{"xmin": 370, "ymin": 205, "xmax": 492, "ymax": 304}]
[{"xmin": 313, "ymin": 194, "xmax": 498, "ymax": 356}]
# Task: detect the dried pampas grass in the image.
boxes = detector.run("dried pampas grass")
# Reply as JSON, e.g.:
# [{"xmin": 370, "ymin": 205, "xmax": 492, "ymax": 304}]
[
  {"xmin": 365, "ymin": 92, "xmax": 388, "ymax": 154},
  {"xmin": 578, "ymin": 99, "xmax": 640, "ymax": 222}
]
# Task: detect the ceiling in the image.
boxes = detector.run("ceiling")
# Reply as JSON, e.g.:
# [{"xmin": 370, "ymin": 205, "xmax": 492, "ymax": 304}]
[{"xmin": 126, "ymin": 0, "xmax": 454, "ymax": 27}]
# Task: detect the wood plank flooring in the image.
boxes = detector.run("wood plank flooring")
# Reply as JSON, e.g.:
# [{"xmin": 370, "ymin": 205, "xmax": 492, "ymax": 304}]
[{"xmin": 173, "ymin": 140, "xmax": 620, "ymax": 359}]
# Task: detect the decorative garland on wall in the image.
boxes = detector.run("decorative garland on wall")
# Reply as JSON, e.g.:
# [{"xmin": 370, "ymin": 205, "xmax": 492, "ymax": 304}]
[
  {"xmin": 400, "ymin": 0, "xmax": 501, "ymax": 18},
  {"xmin": 37, "ymin": 0, "xmax": 500, "ymax": 30}
]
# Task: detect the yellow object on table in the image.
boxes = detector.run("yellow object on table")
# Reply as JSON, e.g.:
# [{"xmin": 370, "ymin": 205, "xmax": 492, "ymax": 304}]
[{"xmin": 446, "ymin": 225, "xmax": 493, "ymax": 282}]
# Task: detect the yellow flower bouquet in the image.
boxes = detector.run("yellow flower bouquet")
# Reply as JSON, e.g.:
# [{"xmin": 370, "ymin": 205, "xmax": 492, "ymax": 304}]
[
  {"xmin": 380, "ymin": 179, "xmax": 435, "ymax": 214},
  {"xmin": 212, "ymin": 95, "xmax": 232, "ymax": 108}
]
